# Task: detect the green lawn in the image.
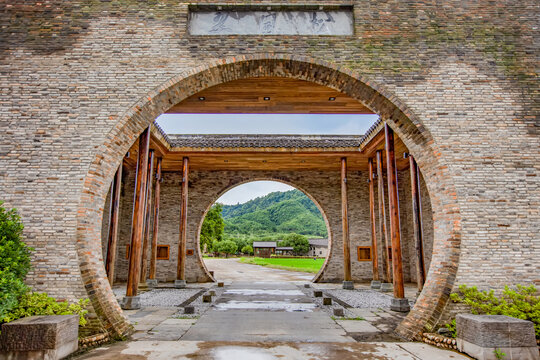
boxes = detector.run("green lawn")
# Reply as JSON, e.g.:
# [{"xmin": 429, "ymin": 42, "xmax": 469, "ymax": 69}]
[{"xmin": 239, "ymin": 257, "xmax": 325, "ymax": 273}]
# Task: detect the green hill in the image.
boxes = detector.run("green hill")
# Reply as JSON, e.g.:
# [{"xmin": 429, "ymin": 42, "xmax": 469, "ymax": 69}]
[{"xmin": 221, "ymin": 189, "xmax": 328, "ymax": 238}]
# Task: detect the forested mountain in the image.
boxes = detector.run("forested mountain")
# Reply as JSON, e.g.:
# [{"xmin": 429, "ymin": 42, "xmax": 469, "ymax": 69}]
[{"xmin": 221, "ymin": 189, "xmax": 327, "ymax": 237}]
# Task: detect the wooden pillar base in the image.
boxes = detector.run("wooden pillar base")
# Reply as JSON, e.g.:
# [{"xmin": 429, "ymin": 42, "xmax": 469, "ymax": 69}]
[
  {"xmin": 174, "ymin": 280, "xmax": 186, "ymax": 289},
  {"xmin": 121, "ymin": 296, "xmax": 141, "ymax": 310},
  {"xmin": 342, "ymin": 280, "xmax": 354, "ymax": 290},
  {"xmin": 390, "ymin": 298, "xmax": 410, "ymax": 312}
]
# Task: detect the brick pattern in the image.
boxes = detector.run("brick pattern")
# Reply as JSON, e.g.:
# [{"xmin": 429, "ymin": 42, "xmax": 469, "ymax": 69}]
[
  {"xmin": 0, "ymin": 1, "xmax": 537, "ymax": 339},
  {"xmin": 104, "ymin": 168, "xmax": 433, "ymax": 285}
]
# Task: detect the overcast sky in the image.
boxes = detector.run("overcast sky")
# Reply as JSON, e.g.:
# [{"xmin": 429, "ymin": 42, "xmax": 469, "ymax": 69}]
[
  {"xmin": 155, "ymin": 113, "xmax": 378, "ymax": 135},
  {"xmin": 155, "ymin": 113, "xmax": 379, "ymax": 204}
]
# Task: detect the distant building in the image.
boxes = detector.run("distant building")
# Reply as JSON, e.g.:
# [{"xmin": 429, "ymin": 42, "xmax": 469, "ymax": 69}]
[
  {"xmin": 252, "ymin": 241, "xmax": 276, "ymax": 258},
  {"xmin": 252, "ymin": 239, "xmax": 328, "ymax": 258},
  {"xmin": 308, "ymin": 239, "xmax": 329, "ymax": 258}
]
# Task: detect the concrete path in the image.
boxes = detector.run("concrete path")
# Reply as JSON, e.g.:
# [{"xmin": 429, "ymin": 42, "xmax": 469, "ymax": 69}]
[
  {"xmin": 77, "ymin": 260, "xmax": 469, "ymax": 360},
  {"xmin": 204, "ymin": 257, "xmax": 314, "ymax": 282},
  {"xmin": 182, "ymin": 281, "xmax": 353, "ymax": 342}
]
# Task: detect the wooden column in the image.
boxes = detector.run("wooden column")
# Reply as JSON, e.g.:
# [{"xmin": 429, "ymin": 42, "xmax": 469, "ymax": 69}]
[
  {"xmin": 176, "ymin": 157, "xmax": 189, "ymax": 285},
  {"xmin": 409, "ymin": 155, "xmax": 426, "ymax": 291},
  {"xmin": 105, "ymin": 163, "xmax": 122, "ymax": 286},
  {"xmin": 376, "ymin": 150, "xmax": 392, "ymax": 283},
  {"xmin": 139, "ymin": 150, "xmax": 155, "ymax": 286},
  {"xmin": 368, "ymin": 158, "xmax": 380, "ymax": 281},
  {"xmin": 149, "ymin": 157, "xmax": 162, "ymax": 283},
  {"xmin": 341, "ymin": 157, "xmax": 352, "ymax": 284},
  {"xmin": 384, "ymin": 123, "xmax": 405, "ymax": 300},
  {"xmin": 125, "ymin": 126, "xmax": 150, "ymax": 302}
]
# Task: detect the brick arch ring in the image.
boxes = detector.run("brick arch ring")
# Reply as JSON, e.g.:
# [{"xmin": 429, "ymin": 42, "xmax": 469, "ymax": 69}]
[
  {"xmin": 76, "ymin": 54, "xmax": 462, "ymax": 340},
  {"xmin": 193, "ymin": 177, "xmax": 335, "ymax": 284}
]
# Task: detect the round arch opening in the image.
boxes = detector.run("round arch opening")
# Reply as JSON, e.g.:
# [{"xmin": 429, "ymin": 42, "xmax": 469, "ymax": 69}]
[
  {"xmin": 79, "ymin": 55, "xmax": 462, "ymax": 340},
  {"xmin": 195, "ymin": 179, "xmax": 334, "ymax": 283}
]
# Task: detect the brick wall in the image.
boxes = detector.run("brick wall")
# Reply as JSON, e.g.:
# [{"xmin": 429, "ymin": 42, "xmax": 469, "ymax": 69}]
[{"xmin": 1, "ymin": 0, "xmax": 537, "ymax": 338}]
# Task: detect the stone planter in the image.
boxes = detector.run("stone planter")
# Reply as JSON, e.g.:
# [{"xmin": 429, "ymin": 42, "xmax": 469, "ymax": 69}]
[{"xmin": 0, "ymin": 315, "xmax": 78, "ymax": 360}]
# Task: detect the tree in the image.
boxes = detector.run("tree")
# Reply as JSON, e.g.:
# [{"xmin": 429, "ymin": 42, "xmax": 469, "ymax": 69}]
[
  {"xmin": 279, "ymin": 233, "xmax": 309, "ymax": 256},
  {"xmin": 216, "ymin": 240, "xmax": 237, "ymax": 257},
  {"xmin": 241, "ymin": 245, "xmax": 253, "ymax": 255},
  {"xmin": 200, "ymin": 204, "xmax": 224, "ymax": 253}
]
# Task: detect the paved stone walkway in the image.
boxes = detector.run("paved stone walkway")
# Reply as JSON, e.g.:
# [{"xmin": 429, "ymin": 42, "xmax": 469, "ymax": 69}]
[{"xmin": 77, "ymin": 259, "xmax": 468, "ymax": 359}]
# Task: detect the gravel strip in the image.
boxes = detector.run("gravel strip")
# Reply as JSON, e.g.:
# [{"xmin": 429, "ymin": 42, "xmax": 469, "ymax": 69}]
[
  {"xmin": 325, "ymin": 289, "xmax": 415, "ymax": 309},
  {"xmin": 112, "ymin": 287, "xmax": 201, "ymax": 307}
]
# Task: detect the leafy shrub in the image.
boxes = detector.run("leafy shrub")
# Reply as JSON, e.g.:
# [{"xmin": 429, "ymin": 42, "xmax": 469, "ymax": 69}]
[
  {"xmin": 241, "ymin": 245, "xmax": 253, "ymax": 255},
  {"xmin": 450, "ymin": 284, "xmax": 540, "ymax": 338},
  {"xmin": 1, "ymin": 292, "xmax": 89, "ymax": 327},
  {"xmin": 444, "ymin": 319, "xmax": 457, "ymax": 338},
  {"xmin": 0, "ymin": 202, "xmax": 88, "ymax": 330},
  {"xmin": 0, "ymin": 270, "xmax": 29, "ymax": 321},
  {"xmin": 279, "ymin": 233, "xmax": 309, "ymax": 255},
  {"xmin": 0, "ymin": 203, "xmax": 33, "ymax": 321},
  {"xmin": 215, "ymin": 240, "xmax": 237, "ymax": 256}
]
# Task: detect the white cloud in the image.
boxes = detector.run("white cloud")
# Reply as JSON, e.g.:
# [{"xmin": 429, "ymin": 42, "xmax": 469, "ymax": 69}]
[{"xmin": 217, "ymin": 181, "xmax": 295, "ymax": 205}]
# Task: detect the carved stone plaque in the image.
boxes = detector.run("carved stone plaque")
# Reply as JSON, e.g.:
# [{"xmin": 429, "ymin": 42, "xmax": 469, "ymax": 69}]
[{"xmin": 189, "ymin": 10, "xmax": 353, "ymax": 36}]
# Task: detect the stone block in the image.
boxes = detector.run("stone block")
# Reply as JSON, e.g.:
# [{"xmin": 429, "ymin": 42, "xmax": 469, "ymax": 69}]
[
  {"xmin": 370, "ymin": 280, "xmax": 381, "ymax": 289},
  {"xmin": 146, "ymin": 279, "xmax": 158, "ymax": 287},
  {"xmin": 208, "ymin": 290, "xmax": 216, "ymax": 296},
  {"xmin": 342, "ymin": 281, "xmax": 354, "ymax": 290},
  {"xmin": 333, "ymin": 308, "xmax": 345, "ymax": 317},
  {"xmin": 174, "ymin": 280, "xmax": 186, "ymax": 289},
  {"xmin": 313, "ymin": 290, "xmax": 323, "ymax": 297},
  {"xmin": 323, "ymin": 297, "xmax": 332, "ymax": 305},
  {"xmin": 217, "ymin": 282, "xmax": 224, "ymax": 288},
  {"xmin": 390, "ymin": 298, "xmax": 410, "ymax": 312},
  {"xmin": 456, "ymin": 314, "xmax": 539, "ymax": 360},
  {"xmin": 202, "ymin": 295, "xmax": 212, "ymax": 303},
  {"xmin": 380, "ymin": 283, "xmax": 393, "ymax": 292},
  {"xmin": 0, "ymin": 315, "xmax": 78, "ymax": 360},
  {"xmin": 184, "ymin": 306, "xmax": 195, "ymax": 314},
  {"xmin": 121, "ymin": 296, "xmax": 140, "ymax": 310}
]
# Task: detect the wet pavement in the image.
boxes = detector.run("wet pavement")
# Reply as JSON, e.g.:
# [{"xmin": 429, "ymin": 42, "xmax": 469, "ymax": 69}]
[
  {"xmin": 181, "ymin": 281, "xmax": 353, "ymax": 342},
  {"xmin": 76, "ymin": 259, "xmax": 469, "ymax": 359}
]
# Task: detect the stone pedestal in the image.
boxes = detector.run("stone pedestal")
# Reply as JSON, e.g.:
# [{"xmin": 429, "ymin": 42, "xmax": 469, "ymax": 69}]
[
  {"xmin": 313, "ymin": 290, "xmax": 323, "ymax": 297},
  {"xmin": 380, "ymin": 283, "xmax": 393, "ymax": 292},
  {"xmin": 147, "ymin": 279, "xmax": 158, "ymax": 287},
  {"xmin": 323, "ymin": 297, "xmax": 332, "ymax": 305},
  {"xmin": 174, "ymin": 280, "xmax": 186, "ymax": 289},
  {"xmin": 121, "ymin": 296, "xmax": 141, "ymax": 310},
  {"xmin": 184, "ymin": 306, "xmax": 195, "ymax": 314},
  {"xmin": 138, "ymin": 282, "xmax": 149, "ymax": 291},
  {"xmin": 342, "ymin": 280, "xmax": 354, "ymax": 290},
  {"xmin": 390, "ymin": 297, "xmax": 410, "ymax": 312},
  {"xmin": 456, "ymin": 314, "xmax": 539, "ymax": 360},
  {"xmin": 370, "ymin": 280, "xmax": 381, "ymax": 289},
  {"xmin": 0, "ymin": 315, "xmax": 78, "ymax": 360},
  {"xmin": 333, "ymin": 308, "xmax": 344, "ymax": 317}
]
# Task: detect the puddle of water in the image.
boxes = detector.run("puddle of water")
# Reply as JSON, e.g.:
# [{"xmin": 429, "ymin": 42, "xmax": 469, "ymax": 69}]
[
  {"xmin": 213, "ymin": 347, "xmax": 276, "ymax": 360},
  {"xmin": 224, "ymin": 289, "xmax": 304, "ymax": 296},
  {"xmin": 214, "ymin": 300, "xmax": 317, "ymax": 312}
]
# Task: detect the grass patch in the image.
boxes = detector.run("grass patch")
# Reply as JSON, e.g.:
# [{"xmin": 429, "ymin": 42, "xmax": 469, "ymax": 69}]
[
  {"xmin": 239, "ymin": 257, "xmax": 324, "ymax": 273},
  {"xmin": 331, "ymin": 316, "xmax": 365, "ymax": 321}
]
